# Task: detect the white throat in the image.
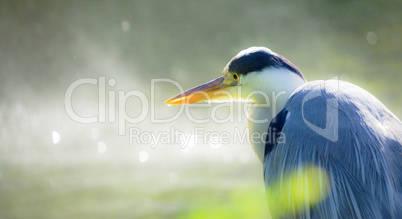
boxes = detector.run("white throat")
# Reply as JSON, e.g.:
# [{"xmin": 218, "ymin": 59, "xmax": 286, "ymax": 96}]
[{"xmin": 241, "ymin": 68, "xmax": 306, "ymax": 162}]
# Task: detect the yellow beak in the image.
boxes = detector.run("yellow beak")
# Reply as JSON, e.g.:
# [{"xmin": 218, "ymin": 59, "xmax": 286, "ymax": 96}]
[{"xmin": 165, "ymin": 76, "xmax": 233, "ymax": 105}]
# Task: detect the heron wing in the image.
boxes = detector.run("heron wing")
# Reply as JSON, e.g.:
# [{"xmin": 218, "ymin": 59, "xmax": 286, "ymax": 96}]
[{"xmin": 263, "ymin": 80, "xmax": 402, "ymax": 219}]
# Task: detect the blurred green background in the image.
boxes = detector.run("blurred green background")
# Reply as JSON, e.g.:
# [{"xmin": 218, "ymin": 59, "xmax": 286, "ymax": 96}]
[{"xmin": 0, "ymin": 0, "xmax": 401, "ymax": 218}]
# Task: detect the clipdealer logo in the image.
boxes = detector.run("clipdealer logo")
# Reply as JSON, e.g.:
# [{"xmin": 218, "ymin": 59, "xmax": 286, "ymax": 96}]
[
  {"xmin": 63, "ymin": 76, "xmax": 294, "ymax": 147},
  {"xmin": 64, "ymin": 76, "xmax": 340, "ymax": 147},
  {"xmin": 129, "ymin": 126, "xmax": 285, "ymax": 148}
]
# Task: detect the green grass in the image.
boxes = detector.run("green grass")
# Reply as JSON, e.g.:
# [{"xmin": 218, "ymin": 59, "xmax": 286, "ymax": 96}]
[{"xmin": 0, "ymin": 153, "xmax": 269, "ymax": 219}]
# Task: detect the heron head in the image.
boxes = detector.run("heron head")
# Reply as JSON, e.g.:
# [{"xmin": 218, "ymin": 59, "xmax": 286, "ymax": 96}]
[{"xmin": 165, "ymin": 47, "xmax": 306, "ymax": 105}]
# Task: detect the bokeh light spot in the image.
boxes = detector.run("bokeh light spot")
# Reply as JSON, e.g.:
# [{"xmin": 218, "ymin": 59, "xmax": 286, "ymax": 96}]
[
  {"xmin": 139, "ymin": 151, "xmax": 149, "ymax": 163},
  {"xmin": 97, "ymin": 141, "xmax": 107, "ymax": 154},
  {"xmin": 121, "ymin": 21, "xmax": 131, "ymax": 32},
  {"xmin": 210, "ymin": 135, "xmax": 221, "ymax": 150},
  {"xmin": 108, "ymin": 78, "xmax": 116, "ymax": 86},
  {"xmin": 366, "ymin": 31, "xmax": 377, "ymax": 45},
  {"xmin": 52, "ymin": 131, "xmax": 60, "ymax": 144}
]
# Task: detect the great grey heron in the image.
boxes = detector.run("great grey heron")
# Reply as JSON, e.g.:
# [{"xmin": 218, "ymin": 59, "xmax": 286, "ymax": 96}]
[{"xmin": 165, "ymin": 47, "xmax": 402, "ymax": 218}]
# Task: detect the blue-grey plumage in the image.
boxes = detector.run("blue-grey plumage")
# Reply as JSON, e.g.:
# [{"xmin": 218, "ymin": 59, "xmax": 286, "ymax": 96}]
[
  {"xmin": 264, "ymin": 80, "xmax": 402, "ymax": 218},
  {"xmin": 165, "ymin": 47, "xmax": 402, "ymax": 219}
]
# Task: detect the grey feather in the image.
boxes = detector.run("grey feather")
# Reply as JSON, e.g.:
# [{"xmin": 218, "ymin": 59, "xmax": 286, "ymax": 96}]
[{"xmin": 264, "ymin": 80, "xmax": 402, "ymax": 219}]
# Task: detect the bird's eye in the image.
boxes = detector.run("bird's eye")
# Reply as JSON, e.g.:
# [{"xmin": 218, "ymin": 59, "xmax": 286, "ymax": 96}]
[{"xmin": 232, "ymin": 73, "xmax": 239, "ymax": 81}]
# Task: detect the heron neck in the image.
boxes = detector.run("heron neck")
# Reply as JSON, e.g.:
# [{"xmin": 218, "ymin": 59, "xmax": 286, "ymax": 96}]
[
  {"xmin": 247, "ymin": 98, "xmax": 286, "ymax": 163},
  {"xmin": 246, "ymin": 70, "xmax": 306, "ymax": 163}
]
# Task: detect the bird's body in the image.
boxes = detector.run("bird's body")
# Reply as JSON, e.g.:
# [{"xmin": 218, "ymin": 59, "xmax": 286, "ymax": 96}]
[
  {"xmin": 264, "ymin": 80, "xmax": 402, "ymax": 218},
  {"xmin": 166, "ymin": 47, "xmax": 402, "ymax": 218}
]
